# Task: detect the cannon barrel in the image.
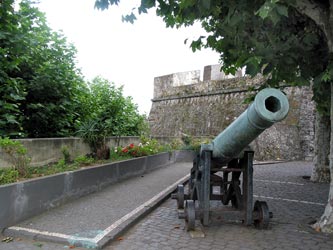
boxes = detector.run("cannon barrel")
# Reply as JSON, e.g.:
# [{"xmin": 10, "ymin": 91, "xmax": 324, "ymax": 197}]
[{"xmin": 206, "ymin": 88, "xmax": 289, "ymax": 160}]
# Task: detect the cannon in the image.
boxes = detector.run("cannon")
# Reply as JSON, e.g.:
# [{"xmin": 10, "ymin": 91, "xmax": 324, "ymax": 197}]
[{"xmin": 172, "ymin": 88, "xmax": 289, "ymax": 230}]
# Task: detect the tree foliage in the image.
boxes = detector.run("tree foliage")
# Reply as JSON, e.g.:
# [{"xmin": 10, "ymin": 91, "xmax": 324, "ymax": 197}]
[
  {"xmin": 95, "ymin": 0, "xmax": 332, "ymax": 114},
  {"xmin": 0, "ymin": 0, "xmax": 27, "ymax": 137},
  {"xmin": 1, "ymin": 0, "xmax": 145, "ymax": 140},
  {"xmin": 77, "ymin": 76, "xmax": 145, "ymax": 152},
  {"xmin": 0, "ymin": 0, "xmax": 86, "ymax": 138},
  {"xmin": 85, "ymin": 76, "xmax": 144, "ymax": 136}
]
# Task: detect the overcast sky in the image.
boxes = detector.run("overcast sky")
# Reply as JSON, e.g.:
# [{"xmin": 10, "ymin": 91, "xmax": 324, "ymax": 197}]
[{"xmin": 37, "ymin": 0, "xmax": 220, "ymax": 114}]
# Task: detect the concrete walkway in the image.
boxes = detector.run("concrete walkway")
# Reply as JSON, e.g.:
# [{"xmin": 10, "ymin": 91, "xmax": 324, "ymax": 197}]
[
  {"xmin": 1, "ymin": 161, "xmax": 333, "ymax": 250},
  {"xmin": 0, "ymin": 162, "xmax": 192, "ymax": 249}
]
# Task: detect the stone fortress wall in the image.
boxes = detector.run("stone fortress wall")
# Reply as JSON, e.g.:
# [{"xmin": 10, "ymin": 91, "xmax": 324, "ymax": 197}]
[{"xmin": 148, "ymin": 65, "xmax": 315, "ymax": 161}]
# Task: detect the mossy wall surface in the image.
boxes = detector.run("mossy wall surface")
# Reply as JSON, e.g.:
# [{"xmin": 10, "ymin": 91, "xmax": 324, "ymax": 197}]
[{"xmin": 149, "ymin": 66, "xmax": 315, "ymax": 161}]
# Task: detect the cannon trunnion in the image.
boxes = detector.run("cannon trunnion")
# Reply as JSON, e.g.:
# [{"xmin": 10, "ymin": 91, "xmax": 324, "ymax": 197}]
[{"xmin": 172, "ymin": 88, "xmax": 289, "ymax": 231}]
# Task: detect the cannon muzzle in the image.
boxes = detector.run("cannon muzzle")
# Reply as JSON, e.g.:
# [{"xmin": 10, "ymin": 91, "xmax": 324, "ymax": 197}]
[{"xmin": 204, "ymin": 88, "xmax": 289, "ymax": 161}]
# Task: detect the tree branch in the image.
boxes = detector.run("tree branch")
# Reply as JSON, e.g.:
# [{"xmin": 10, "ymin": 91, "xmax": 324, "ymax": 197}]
[
  {"xmin": 295, "ymin": 0, "xmax": 333, "ymax": 51},
  {"xmin": 295, "ymin": 0, "xmax": 327, "ymax": 26}
]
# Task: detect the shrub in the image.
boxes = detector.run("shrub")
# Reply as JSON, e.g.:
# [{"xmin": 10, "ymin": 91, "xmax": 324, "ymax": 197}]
[
  {"xmin": 112, "ymin": 138, "xmax": 166, "ymax": 159},
  {"xmin": 181, "ymin": 133, "xmax": 192, "ymax": 146},
  {"xmin": 61, "ymin": 146, "xmax": 71, "ymax": 164},
  {"xmin": 76, "ymin": 120, "xmax": 106, "ymax": 154},
  {"xmin": 114, "ymin": 143, "xmax": 147, "ymax": 158},
  {"xmin": 74, "ymin": 155, "xmax": 95, "ymax": 166},
  {"xmin": 0, "ymin": 168, "xmax": 19, "ymax": 184},
  {"xmin": 0, "ymin": 137, "xmax": 30, "ymax": 177},
  {"xmin": 169, "ymin": 138, "xmax": 183, "ymax": 150}
]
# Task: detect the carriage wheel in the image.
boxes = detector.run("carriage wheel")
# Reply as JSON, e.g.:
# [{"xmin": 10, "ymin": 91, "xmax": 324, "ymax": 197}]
[
  {"xmin": 253, "ymin": 201, "xmax": 270, "ymax": 229},
  {"xmin": 231, "ymin": 185, "xmax": 243, "ymax": 209},
  {"xmin": 172, "ymin": 184, "xmax": 185, "ymax": 209},
  {"xmin": 185, "ymin": 200, "xmax": 196, "ymax": 231},
  {"xmin": 221, "ymin": 173, "xmax": 230, "ymax": 205}
]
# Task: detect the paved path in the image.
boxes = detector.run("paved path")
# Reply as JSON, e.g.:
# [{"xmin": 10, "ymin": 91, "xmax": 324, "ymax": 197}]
[
  {"xmin": 1, "ymin": 161, "xmax": 333, "ymax": 250},
  {"xmin": 106, "ymin": 161, "xmax": 333, "ymax": 250},
  {"xmin": 0, "ymin": 162, "xmax": 192, "ymax": 249}
]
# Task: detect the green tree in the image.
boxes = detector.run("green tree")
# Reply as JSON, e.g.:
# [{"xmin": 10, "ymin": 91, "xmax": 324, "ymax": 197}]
[
  {"xmin": 94, "ymin": 0, "xmax": 333, "ymax": 232},
  {"xmin": 77, "ymin": 76, "xmax": 145, "ymax": 156},
  {"xmin": 84, "ymin": 76, "xmax": 144, "ymax": 137},
  {"xmin": 0, "ymin": 0, "xmax": 87, "ymax": 138},
  {"xmin": 0, "ymin": 0, "xmax": 27, "ymax": 137}
]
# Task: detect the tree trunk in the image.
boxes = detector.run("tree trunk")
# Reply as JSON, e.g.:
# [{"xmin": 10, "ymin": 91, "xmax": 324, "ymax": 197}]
[
  {"xmin": 309, "ymin": 0, "xmax": 333, "ymax": 233},
  {"xmin": 311, "ymin": 111, "xmax": 331, "ymax": 183},
  {"xmin": 313, "ymin": 81, "xmax": 333, "ymax": 233}
]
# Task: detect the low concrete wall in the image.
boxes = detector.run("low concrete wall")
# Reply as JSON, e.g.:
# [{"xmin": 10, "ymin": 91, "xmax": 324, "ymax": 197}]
[
  {"xmin": 0, "ymin": 137, "xmax": 141, "ymax": 168},
  {"xmin": 0, "ymin": 136, "xmax": 196, "ymax": 169},
  {"xmin": 0, "ymin": 150, "xmax": 194, "ymax": 230}
]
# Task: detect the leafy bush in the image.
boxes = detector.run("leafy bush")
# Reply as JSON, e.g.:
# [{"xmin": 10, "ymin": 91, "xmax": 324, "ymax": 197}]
[
  {"xmin": 181, "ymin": 133, "xmax": 192, "ymax": 146},
  {"xmin": 169, "ymin": 138, "xmax": 184, "ymax": 150},
  {"xmin": 76, "ymin": 120, "xmax": 106, "ymax": 154},
  {"xmin": 0, "ymin": 168, "xmax": 19, "ymax": 185},
  {"xmin": 178, "ymin": 136, "xmax": 213, "ymax": 152},
  {"xmin": 74, "ymin": 155, "xmax": 95, "ymax": 166},
  {"xmin": 117, "ymin": 143, "xmax": 148, "ymax": 158},
  {"xmin": 0, "ymin": 137, "xmax": 30, "ymax": 177},
  {"xmin": 111, "ymin": 138, "xmax": 166, "ymax": 160},
  {"xmin": 76, "ymin": 77, "xmax": 146, "ymax": 159},
  {"xmin": 61, "ymin": 146, "xmax": 71, "ymax": 164}
]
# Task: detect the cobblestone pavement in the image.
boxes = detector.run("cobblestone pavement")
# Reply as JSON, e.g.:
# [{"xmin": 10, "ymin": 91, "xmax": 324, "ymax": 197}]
[
  {"xmin": 1, "ymin": 161, "xmax": 333, "ymax": 250},
  {"xmin": 106, "ymin": 162, "xmax": 333, "ymax": 250}
]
